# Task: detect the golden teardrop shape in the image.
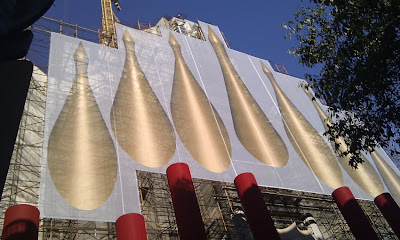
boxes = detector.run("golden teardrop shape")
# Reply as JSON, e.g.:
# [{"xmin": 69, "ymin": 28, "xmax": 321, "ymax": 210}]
[
  {"xmin": 371, "ymin": 151, "xmax": 400, "ymax": 203},
  {"xmin": 303, "ymin": 87, "xmax": 384, "ymax": 197},
  {"xmin": 47, "ymin": 42, "xmax": 118, "ymax": 210},
  {"xmin": 261, "ymin": 62, "xmax": 343, "ymax": 189},
  {"xmin": 111, "ymin": 30, "xmax": 176, "ymax": 167},
  {"xmin": 208, "ymin": 27, "xmax": 288, "ymax": 167},
  {"xmin": 169, "ymin": 33, "xmax": 231, "ymax": 173}
]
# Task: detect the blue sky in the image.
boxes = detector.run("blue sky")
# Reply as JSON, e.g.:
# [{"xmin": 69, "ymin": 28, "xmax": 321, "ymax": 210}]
[{"xmin": 44, "ymin": 0, "xmax": 315, "ymax": 79}]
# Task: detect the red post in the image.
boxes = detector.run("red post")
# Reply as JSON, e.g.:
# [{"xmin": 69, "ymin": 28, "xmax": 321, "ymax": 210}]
[
  {"xmin": 234, "ymin": 173, "xmax": 280, "ymax": 240},
  {"xmin": 116, "ymin": 213, "xmax": 147, "ymax": 240},
  {"xmin": 1, "ymin": 204, "xmax": 39, "ymax": 240},
  {"xmin": 374, "ymin": 193, "xmax": 400, "ymax": 237},
  {"xmin": 332, "ymin": 186, "xmax": 378, "ymax": 240},
  {"xmin": 166, "ymin": 163, "xmax": 207, "ymax": 240}
]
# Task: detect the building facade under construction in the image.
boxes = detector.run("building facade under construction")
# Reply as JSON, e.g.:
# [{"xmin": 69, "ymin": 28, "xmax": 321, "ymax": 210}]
[{"xmin": 1, "ymin": 13, "xmax": 400, "ymax": 240}]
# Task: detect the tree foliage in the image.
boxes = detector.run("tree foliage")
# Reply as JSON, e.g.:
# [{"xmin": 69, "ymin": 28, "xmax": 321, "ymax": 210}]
[{"xmin": 283, "ymin": 0, "xmax": 400, "ymax": 167}]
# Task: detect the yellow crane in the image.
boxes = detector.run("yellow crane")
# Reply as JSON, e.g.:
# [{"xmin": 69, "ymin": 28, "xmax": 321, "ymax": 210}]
[{"xmin": 100, "ymin": 0, "xmax": 121, "ymax": 48}]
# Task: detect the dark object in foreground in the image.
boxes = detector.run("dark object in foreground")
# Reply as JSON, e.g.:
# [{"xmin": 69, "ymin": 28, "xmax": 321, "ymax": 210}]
[{"xmin": 0, "ymin": 60, "xmax": 33, "ymax": 196}]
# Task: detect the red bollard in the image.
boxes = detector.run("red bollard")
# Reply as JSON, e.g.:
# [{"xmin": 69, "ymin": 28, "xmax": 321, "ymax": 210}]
[
  {"xmin": 166, "ymin": 163, "xmax": 207, "ymax": 240},
  {"xmin": 374, "ymin": 193, "xmax": 400, "ymax": 237},
  {"xmin": 1, "ymin": 204, "xmax": 39, "ymax": 240},
  {"xmin": 234, "ymin": 172, "xmax": 280, "ymax": 240},
  {"xmin": 116, "ymin": 213, "xmax": 147, "ymax": 240},
  {"xmin": 332, "ymin": 186, "xmax": 378, "ymax": 240}
]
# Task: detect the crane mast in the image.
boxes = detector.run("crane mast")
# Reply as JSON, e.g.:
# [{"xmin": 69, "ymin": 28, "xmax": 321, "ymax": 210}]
[{"xmin": 100, "ymin": 0, "xmax": 120, "ymax": 48}]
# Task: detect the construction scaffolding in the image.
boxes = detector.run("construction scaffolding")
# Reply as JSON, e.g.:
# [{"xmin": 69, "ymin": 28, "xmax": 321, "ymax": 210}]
[
  {"xmin": 0, "ymin": 65, "xmax": 46, "ymax": 229},
  {"xmin": 137, "ymin": 171, "xmax": 398, "ymax": 240},
  {"xmin": 27, "ymin": 16, "xmax": 100, "ymax": 73},
  {"xmin": 0, "ymin": 16, "xmax": 116, "ymax": 240},
  {"xmin": 1, "ymin": 16, "xmax": 399, "ymax": 240}
]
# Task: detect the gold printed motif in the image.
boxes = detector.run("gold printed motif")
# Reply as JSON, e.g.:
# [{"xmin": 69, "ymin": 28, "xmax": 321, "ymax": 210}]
[
  {"xmin": 208, "ymin": 27, "xmax": 288, "ymax": 167},
  {"xmin": 303, "ymin": 88, "xmax": 384, "ymax": 196},
  {"xmin": 169, "ymin": 33, "xmax": 231, "ymax": 173},
  {"xmin": 111, "ymin": 30, "xmax": 176, "ymax": 167},
  {"xmin": 261, "ymin": 62, "xmax": 343, "ymax": 189},
  {"xmin": 371, "ymin": 151, "xmax": 400, "ymax": 202},
  {"xmin": 47, "ymin": 42, "xmax": 118, "ymax": 210}
]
